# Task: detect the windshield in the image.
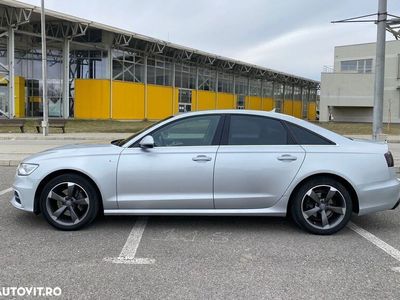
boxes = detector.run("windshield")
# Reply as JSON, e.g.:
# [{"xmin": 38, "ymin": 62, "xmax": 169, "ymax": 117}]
[{"xmin": 113, "ymin": 116, "xmax": 173, "ymax": 146}]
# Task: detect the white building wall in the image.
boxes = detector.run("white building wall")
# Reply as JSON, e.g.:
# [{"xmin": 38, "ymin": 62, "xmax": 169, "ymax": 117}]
[{"xmin": 320, "ymin": 40, "xmax": 400, "ymax": 123}]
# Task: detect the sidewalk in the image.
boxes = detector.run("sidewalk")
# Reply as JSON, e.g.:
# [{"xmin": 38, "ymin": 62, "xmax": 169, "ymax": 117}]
[
  {"xmin": 0, "ymin": 132, "xmax": 128, "ymax": 140},
  {"xmin": 0, "ymin": 133, "xmax": 128, "ymax": 166}
]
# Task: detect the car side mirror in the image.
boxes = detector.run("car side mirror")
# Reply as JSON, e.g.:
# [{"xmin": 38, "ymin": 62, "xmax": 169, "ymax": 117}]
[{"xmin": 139, "ymin": 135, "xmax": 155, "ymax": 149}]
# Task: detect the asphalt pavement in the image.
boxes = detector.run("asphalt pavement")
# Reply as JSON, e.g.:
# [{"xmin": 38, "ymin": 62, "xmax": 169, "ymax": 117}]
[
  {"xmin": 1, "ymin": 133, "xmax": 400, "ymax": 299},
  {"xmin": 1, "ymin": 165, "xmax": 400, "ymax": 299}
]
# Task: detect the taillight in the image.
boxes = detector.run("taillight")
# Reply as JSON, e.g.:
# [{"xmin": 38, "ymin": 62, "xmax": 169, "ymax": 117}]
[{"xmin": 385, "ymin": 151, "xmax": 394, "ymax": 167}]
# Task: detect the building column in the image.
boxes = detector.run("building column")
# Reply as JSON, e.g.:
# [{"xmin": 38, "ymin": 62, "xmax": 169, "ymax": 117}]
[
  {"xmin": 108, "ymin": 47, "xmax": 113, "ymax": 119},
  {"xmin": 233, "ymin": 74, "xmax": 236, "ymax": 108},
  {"xmin": 144, "ymin": 55, "xmax": 148, "ymax": 120},
  {"xmin": 195, "ymin": 66, "xmax": 199, "ymax": 111},
  {"xmin": 62, "ymin": 38, "xmax": 70, "ymax": 118},
  {"xmin": 7, "ymin": 26, "xmax": 14, "ymax": 119},
  {"xmin": 172, "ymin": 62, "xmax": 176, "ymax": 114},
  {"xmin": 247, "ymin": 77, "xmax": 251, "ymax": 109},
  {"xmin": 215, "ymin": 70, "xmax": 218, "ymax": 109},
  {"xmin": 260, "ymin": 79, "xmax": 264, "ymax": 109}
]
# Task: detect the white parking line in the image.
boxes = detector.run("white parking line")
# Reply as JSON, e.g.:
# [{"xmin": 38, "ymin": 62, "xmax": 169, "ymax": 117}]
[
  {"xmin": 347, "ymin": 221, "xmax": 400, "ymax": 268},
  {"xmin": 0, "ymin": 187, "xmax": 12, "ymax": 196},
  {"xmin": 104, "ymin": 217, "xmax": 155, "ymax": 265}
]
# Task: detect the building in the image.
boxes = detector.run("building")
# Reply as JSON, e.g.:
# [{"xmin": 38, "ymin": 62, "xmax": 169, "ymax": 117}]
[
  {"xmin": 320, "ymin": 40, "xmax": 400, "ymax": 123},
  {"xmin": 0, "ymin": 0, "xmax": 319, "ymax": 121}
]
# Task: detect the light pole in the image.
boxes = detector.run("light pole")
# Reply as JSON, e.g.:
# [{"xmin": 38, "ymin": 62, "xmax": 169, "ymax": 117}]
[
  {"xmin": 40, "ymin": 0, "xmax": 49, "ymax": 136},
  {"xmin": 372, "ymin": 0, "xmax": 387, "ymax": 140}
]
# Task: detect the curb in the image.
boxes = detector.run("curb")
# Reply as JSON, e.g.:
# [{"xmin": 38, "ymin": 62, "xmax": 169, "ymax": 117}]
[{"xmin": 0, "ymin": 160, "xmax": 20, "ymax": 167}]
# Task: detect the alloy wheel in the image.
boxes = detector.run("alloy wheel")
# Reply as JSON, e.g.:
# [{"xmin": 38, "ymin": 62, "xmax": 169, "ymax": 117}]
[
  {"xmin": 45, "ymin": 182, "xmax": 90, "ymax": 226},
  {"xmin": 301, "ymin": 185, "xmax": 347, "ymax": 230}
]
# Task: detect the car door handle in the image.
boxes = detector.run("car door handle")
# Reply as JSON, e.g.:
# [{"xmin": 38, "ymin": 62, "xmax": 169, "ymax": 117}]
[
  {"xmin": 277, "ymin": 154, "xmax": 297, "ymax": 162},
  {"xmin": 192, "ymin": 155, "xmax": 212, "ymax": 162}
]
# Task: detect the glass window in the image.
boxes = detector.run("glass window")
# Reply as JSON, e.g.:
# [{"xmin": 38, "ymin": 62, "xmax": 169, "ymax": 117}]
[
  {"xmin": 228, "ymin": 115, "xmax": 288, "ymax": 145},
  {"xmin": 286, "ymin": 122, "xmax": 333, "ymax": 145},
  {"xmin": 218, "ymin": 72, "xmax": 233, "ymax": 93},
  {"xmin": 152, "ymin": 115, "xmax": 221, "ymax": 147},
  {"xmin": 340, "ymin": 59, "xmax": 373, "ymax": 73},
  {"xmin": 262, "ymin": 81, "xmax": 273, "ymax": 97},
  {"xmin": 235, "ymin": 76, "xmax": 248, "ymax": 95}
]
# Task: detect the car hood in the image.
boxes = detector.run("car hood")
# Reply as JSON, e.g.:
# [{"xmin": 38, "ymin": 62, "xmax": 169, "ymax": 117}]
[{"xmin": 23, "ymin": 143, "xmax": 123, "ymax": 163}]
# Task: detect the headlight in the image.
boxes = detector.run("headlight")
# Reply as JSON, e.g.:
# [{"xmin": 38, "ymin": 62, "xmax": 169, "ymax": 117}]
[{"xmin": 17, "ymin": 163, "xmax": 39, "ymax": 176}]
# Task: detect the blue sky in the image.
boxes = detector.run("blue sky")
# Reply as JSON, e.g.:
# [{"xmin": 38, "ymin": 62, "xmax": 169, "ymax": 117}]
[{"xmin": 20, "ymin": 0, "xmax": 400, "ymax": 80}]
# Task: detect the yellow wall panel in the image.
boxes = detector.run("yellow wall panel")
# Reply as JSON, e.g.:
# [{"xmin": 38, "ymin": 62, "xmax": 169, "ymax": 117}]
[
  {"xmin": 14, "ymin": 76, "xmax": 25, "ymax": 118},
  {"xmin": 196, "ymin": 90, "xmax": 216, "ymax": 111},
  {"xmin": 147, "ymin": 84, "xmax": 174, "ymax": 120},
  {"xmin": 75, "ymin": 79, "xmax": 110, "ymax": 119},
  {"xmin": 262, "ymin": 97, "xmax": 274, "ymax": 111},
  {"xmin": 246, "ymin": 96, "xmax": 262, "ymax": 110},
  {"xmin": 283, "ymin": 99, "xmax": 293, "ymax": 115},
  {"xmin": 217, "ymin": 93, "xmax": 235, "ymax": 109},
  {"xmin": 112, "ymin": 81, "xmax": 144, "ymax": 120},
  {"xmin": 308, "ymin": 102, "xmax": 317, "ymax": 120},
  {"xmin": 292, "ymin": 100, "xmax": 302, "ymax": 119}
]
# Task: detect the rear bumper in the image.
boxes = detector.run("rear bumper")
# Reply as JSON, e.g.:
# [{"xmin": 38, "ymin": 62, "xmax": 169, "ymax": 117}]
[{"xmin": 357, "ymin": 177, "xmax": 400, "ymax": 215}]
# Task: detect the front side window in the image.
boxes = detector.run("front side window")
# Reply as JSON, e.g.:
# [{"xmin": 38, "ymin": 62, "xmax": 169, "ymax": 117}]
[
  {"xmin": 228, "ymin": 115, "xmax": 289, "ymax": 145},
  {"xmin": 152, "ymin": 115, "xmax": 221, "ymax": 147}
]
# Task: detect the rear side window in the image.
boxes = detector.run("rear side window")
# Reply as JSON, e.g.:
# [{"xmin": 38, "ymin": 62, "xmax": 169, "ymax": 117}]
[
  {"xmin": 286, "ymin": 122, "xmax": 334, "ymax": 145},
  {"xmin": 228, "ymin": 115, "xmax": 289, "ymax": 145}
]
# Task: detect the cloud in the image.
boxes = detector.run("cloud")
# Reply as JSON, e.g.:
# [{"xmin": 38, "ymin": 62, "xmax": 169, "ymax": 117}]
[{"xmin": 234, "ymin": 24, "xmax": 380, "ymax": 80}]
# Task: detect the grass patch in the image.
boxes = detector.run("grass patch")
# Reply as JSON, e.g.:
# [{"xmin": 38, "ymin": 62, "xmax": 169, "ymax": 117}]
[
  {"xmin": 316, "ymin": 122, "xmax": 400, "ymax": 135},
  {"xmin": 1, "ymin": 118, "xmax": 399, "ymax": 136}
]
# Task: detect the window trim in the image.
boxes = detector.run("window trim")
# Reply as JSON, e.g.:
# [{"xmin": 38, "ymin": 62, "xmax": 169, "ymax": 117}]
[
  {"xmin": 131, "ymin": 114, "xmax": 225, "ymax": 148},
  {"xmin": 284, "ymin": 121, "xmax": 336, "ymax": 145},
  {"xmin": 221, "ymin": 114, "xmax": 295, "ymax": 146}
]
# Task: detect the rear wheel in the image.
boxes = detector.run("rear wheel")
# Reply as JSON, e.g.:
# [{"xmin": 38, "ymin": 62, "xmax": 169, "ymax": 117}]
[
  {"xmin": 40, "ymin": 174, "xmax": 99, "ymax": 230},
  {"xmin": 290, "ymin": 177, "xmax": 352, "ymax": 235}
]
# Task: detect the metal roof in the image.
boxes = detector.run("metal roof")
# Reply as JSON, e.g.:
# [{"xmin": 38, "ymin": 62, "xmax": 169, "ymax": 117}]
[{"xmin": 0, "ymin": 0, "xmax": 319, "ymax": 88}]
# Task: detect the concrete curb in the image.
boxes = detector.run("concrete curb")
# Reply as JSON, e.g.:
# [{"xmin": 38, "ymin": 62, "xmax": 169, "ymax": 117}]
[{"xmin": 0, "ymin": 159, "xmax": 20, "ymax": 167}]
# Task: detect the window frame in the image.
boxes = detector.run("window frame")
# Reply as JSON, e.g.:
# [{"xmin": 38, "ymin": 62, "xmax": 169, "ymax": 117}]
[
  {"xmin": 131, "ymin": 114, "xmax": 226, "ymax": 148},
  {"xmin": 221, "ymin": 114, "xmax": 296, "ymax": 146},
  {"xmin": 284, "ymin": 121, "xmax": 336, "ymax": 145}
]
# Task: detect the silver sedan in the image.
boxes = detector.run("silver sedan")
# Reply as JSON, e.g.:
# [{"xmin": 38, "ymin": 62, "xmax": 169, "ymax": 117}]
[{"xmin": 11, "ymin": 110, "xmax": 400, "ymax": 234}]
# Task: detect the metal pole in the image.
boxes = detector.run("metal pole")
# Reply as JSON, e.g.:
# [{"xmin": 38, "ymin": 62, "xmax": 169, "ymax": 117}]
[
  {"xmin": 7, "ymin": 26, "xmax": 14, "ymax": 119},
  {"xmin": 41, "ymin": 0, "xmax": 48, "ymax": 136},
  {"xmin": 372, "ymin": 0, "xmax": 387, "ymax": 140},
  {"xmin": 62, "ymin": 38, "xmax": 70, "ymax": 119}
]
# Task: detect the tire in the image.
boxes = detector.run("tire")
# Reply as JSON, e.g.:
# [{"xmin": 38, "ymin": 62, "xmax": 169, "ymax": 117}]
[
  {"xmin": 290, "ymin": 177, "xmax": 352, "ymax": 235},
  {"xmin": 40, "ymin": 173, "xmax": 100, "ymax": 231}
]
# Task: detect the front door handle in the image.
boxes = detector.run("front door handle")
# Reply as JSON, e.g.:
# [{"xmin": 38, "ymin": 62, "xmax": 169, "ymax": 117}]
[
  {"xmin": 192, "ymin": 155, "xmax": 212, "ymax": 162},
  {"xmin": 277, "ymin": 154, "xmax": 297, "ymax": 162}
]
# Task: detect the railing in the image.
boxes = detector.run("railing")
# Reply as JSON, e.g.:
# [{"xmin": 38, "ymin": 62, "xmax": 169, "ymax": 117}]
[{"xmin": 322, "ymin": 65, "xmax": 334, "ymax": 73}]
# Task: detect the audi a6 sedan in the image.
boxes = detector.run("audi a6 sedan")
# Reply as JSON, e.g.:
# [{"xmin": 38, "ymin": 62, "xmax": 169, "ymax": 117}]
[{"xmin": 11, "ymin": 110, "xmax": 400, "ymax": 234}]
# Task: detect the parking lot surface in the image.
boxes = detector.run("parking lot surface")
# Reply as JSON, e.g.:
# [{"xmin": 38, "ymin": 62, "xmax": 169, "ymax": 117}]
[{"xmin": 1, "ymin": 166, "xmax": 400, "ymax": 299}]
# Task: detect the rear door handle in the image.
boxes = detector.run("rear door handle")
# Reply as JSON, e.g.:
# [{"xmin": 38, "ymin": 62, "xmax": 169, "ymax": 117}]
[
  {"xmin": 277, "ymin": 154, "xmax": 297, "ymax": 162},
  {"xmin": 192, "ymin": 155, "xmax": 212, "ymax": 162}
]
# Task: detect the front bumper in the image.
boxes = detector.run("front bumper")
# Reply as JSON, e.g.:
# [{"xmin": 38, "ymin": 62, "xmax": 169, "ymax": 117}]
[
  {"xmin": 392, "ymin": 198, "xmax": 400, "ymax": 210},
  {"xmin": 10, "ymin": 173, "xmax": 39, "ymax": 213}
]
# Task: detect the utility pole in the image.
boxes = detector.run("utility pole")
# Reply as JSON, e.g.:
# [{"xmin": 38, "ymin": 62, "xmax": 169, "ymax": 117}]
[
  {"xmin": 41, "ymin": 0, "xmax": 49, "ymax": 136},
  {"xmin": 372, "ymin": 0, "xmax": 387, "ymax": 140}
]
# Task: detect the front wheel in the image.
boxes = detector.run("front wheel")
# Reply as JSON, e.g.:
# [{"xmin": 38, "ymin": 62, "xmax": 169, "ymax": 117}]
[
  {"xmin": 40, "ymin": 174, "xmax": 100, "ymax": 231},
  {"xmin": 290, "ymin": 177, "xmax": 352, "ymax": 235}
]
